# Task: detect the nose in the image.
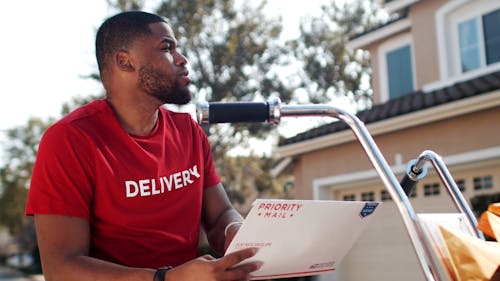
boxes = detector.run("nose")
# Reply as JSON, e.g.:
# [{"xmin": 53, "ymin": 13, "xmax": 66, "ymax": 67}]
[{"xmin": 174, "ymin": 51, "xmax": 188, "ymax": 66}]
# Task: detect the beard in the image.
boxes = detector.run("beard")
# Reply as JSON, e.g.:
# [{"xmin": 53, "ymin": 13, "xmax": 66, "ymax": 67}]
[{"xmin": 138, "ymin": 64, "xmax": 191, "ymax": 105}]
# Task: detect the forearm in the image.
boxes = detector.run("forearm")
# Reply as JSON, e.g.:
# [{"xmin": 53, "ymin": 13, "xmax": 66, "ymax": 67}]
[
  {"xmin": 206, "ymin": 207, "xmax": 243, "ymax": 254},
  {"xmin": 42, "ymin": 254, "xmax": 155, "ymax": 281}
]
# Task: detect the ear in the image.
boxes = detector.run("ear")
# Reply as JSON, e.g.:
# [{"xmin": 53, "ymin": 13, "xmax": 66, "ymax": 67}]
[{"xmin": 115, "ymin": 50, "xmax": 135, "ymax": 72}]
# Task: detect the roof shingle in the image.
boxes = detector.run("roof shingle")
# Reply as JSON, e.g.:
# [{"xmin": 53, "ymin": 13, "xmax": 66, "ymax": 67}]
[{"xmin": 279, "ymin": 71, "xmax": 500, "ymax": 146}]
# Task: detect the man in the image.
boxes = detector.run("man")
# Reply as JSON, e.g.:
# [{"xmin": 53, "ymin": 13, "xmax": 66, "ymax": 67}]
[{"xmin": 25, "ymin": 11, "xmax": 261, "ymax": 281}]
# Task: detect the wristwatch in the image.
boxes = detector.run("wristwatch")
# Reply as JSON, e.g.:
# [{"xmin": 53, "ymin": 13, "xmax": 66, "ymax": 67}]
[{"xmin": 153, "ymin": 266, "xmax": 173, "ymax": 281}]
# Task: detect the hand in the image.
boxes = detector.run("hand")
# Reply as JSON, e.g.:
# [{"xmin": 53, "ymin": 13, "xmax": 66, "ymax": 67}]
[{"xmin": 164, "ymin": 248, "xmax": 262, "ymax": 281}]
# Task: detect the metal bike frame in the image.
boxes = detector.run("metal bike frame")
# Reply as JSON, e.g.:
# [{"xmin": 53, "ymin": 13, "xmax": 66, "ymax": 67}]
[
  {"xmin": 274, "ymin": 103, "xmax": 438, "ymax": 281},
  {"xmin": 405, "ymin": 150, "xmax": 483, "ymax": 239},
  {"xmin": 278, "ymin": 104, "xmax": 487, "ymax": 281},
  {"xmin": 198, "ymin": 98, "xmax": 483, "ymax": 281}
]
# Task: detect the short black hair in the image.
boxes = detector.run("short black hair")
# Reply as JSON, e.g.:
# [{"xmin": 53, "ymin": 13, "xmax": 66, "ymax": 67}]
[{"xmin": 95, "ymin": 11, "xmax": 167, "ymax": 75}]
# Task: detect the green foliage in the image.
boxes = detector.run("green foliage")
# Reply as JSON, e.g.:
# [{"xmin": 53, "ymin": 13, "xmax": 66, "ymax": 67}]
[
  {"xmin": 0, "ymin": 118, "xmax": 52, "ymax": 252},
  {"xmin": 149, "ymin": 0, "xmax": 381, "ymax": 206},
  {"xmin": 155, "ymin": 0, "xmax": 292, "ymax": 148},
  {"xmin": 60, "ymin": 94, "xmax": 104, "ymax": 116},
  {"xmin": 106, "ymin": 0, "xmax": 145, "ymax": 11},
  {"xmin": 0, "ymin": 0, "xmax": 383, "ymax": 254},
  {"xmin": 0, "ymin": 95, "xmax": 101, "ymax": 254},
  {"xmin": 289, "ymin": 0, "xmax": 383, "ymax": 108},
  {"xmin": 254, "ymin": 157, "xmax": 274, "ymax": 193},
  {"xmin": 156, "ymin": 0, "xmax": 291, "ymax": 102},
  {"xmin": 215, "ymin": 154, "xmax": 282, "ymax": 209}
]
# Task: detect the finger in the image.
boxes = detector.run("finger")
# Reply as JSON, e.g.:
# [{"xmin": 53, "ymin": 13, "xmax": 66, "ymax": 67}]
[
  {"xmin": 222, "ymin": 261, "xmax": 263, "ymax": 280},
  {"xmin": 199, "ymin": 254, "xmax": 216, "ymax": 261},
  {"xmin": 218, "ymin": 247, "xmax": 258, "ymax": 269}
]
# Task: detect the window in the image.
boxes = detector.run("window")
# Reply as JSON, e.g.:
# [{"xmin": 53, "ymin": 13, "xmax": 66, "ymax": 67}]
[
  {"xmin": 458, "ymin": 8, "xmax": 500, "ymax": 73},
  {"xmin": 456, "ymin": 179, "xmax": 466, "ymax": 192},
  {"xmin": 424, "ymin": 183, "xmax": 440, "ymax": 197},
  {"xmin": 386, "ymin": 45, "xmax": 414, "ymax": 99},
  {"xmin": 436, "ymin": 1, "xmax": 500, "ymax": 82},
  {"xmin": 483, "ymin": 9, "xmax": 500, "ymax": 65},
  {"xmin": 343, "ymin": 194, "xmax": 356, "ymax": 201},
  {"xmin": 381, "ymin": 190, "xmax": 392, "ymax": 201},
  {"xmin": 458, "ymin": 18, "xmax": 482, "ymax": 72},
  {"xmin": 473, "ymin": 175, "xmax": 493, "ymax": 190},
  {"xmin": 361, "ymin": 191, "xmax": 375, "ymax": 201}
]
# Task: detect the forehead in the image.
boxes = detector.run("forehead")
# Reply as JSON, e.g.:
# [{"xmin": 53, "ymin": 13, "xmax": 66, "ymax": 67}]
[{"xmin": 147, "ymin": 22, "xmax": 176, "ymax": 43}]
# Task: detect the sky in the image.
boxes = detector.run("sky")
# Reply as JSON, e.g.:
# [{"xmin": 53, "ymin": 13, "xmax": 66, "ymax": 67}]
[
  {"xmin": 0, "ymin": 0, "xmax": 339, "ymax": 153},
  {"xmin": 0, "ymin": 1, "xmax": 109, "ymax": 130}
]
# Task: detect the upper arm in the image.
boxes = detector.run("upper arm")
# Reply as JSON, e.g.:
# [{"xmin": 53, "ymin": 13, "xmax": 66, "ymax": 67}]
[
  {"xmin": 26, "ymin": 124, "xmax": 94, "ymax": 219},
  {"xmin": 35, "ymin": 215, "xmax": 90, "ymax": 276},
  {"xmin": 201, "ymin": 183, "xmax": 243, "ymax": 254},
  {"xmin": 201, "ymin": 183, "xmax": 234, "ymax": 229}
]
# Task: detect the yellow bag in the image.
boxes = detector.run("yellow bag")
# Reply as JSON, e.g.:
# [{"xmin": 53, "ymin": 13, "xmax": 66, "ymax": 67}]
[
  {"xmin": 478, "ymin": 203, "xmax": 500, "ymax": 241},
  {"xmin": 438, "ymin": 203, "xmax": 500, "ymax": 281}
]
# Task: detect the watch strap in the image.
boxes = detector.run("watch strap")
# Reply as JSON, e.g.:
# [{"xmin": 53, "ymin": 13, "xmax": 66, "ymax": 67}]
[{"xmin": 153, "ymin": 266, "xmax": 173, "ymax": 281}]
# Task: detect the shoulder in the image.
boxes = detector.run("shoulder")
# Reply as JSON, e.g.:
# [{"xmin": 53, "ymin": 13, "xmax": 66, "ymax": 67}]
[
  {"xmin": 57, "ymin": 99, "xmax": 110, "ymax": 126},
  {"xmin": 42, "ymin": 99, "xmax": 110, "ymax": 145}
]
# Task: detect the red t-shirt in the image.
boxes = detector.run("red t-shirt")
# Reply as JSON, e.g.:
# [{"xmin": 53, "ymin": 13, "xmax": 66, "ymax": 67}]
[{"xmin": 25, "ymin": 99, "xmax": 220, "ymax": 268}]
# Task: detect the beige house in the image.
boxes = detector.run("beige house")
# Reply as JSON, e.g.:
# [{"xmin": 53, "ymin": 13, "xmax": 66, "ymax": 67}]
[{"xmin": 273, "ymin": 0, "xmax": 500, "ymax": 280}]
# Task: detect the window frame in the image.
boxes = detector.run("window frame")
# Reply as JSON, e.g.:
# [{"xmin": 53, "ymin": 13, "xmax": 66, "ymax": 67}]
[
  {"xmin": 473, "ymin": 175, "xmax": 493, "ymax": 190},
  {"xmin": 423, "ymin": 182, "xmax": 440, "ymax": 197},
  {"xmin": 453, "ymin": 8, "xmax": 500, "ymax": 74},
  {"xmin": 378, "ymin": 33, "xmax": 416, "ymax": 103},
  {"xmin": 441, "ymin": 0, "xmax": 500, "ymax": 77},
  {"xmin": 455, "ymin": 179, "xmax": 466, "ymax": 192},
  {"xmin": 343, "ymin": 194, "xmax": 356, "ymax": 201},
  {"xmin": 361, "ymin": 191, "xmax": 375, "ymax": 202},
  {"xmin": 386, "ymin": 44, "xmax": 415, "ymax": 99},
  {"xmin": 456, "ymin": 16, "xmax": 485, "ymax": 73},
  {"xmin": 380, "ymin": 190, "xmax": 392, "ymax": 201}
]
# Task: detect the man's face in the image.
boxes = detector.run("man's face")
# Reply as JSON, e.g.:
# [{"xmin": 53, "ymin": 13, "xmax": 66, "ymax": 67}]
[{"xmin": 136, "ymin": 22, "xmax": 191, "ymax": 105}]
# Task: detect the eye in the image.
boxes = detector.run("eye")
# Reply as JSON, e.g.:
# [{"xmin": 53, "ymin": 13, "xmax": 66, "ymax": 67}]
[{"xmin": 162, "ymin": 42, "xmax": 174, "ymax": 53}]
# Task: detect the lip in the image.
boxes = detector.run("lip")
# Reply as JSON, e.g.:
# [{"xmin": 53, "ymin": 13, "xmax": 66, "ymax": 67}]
[
  {"xmin": 178, "ymin": 70, "xmax": 191, "ymax": 84},
  {"xmin": 178, "ymin": 69, "xmax": 189, "ymax": 77}
]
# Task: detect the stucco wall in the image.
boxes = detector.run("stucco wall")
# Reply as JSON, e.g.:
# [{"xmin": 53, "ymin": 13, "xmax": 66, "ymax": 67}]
[
  {"xmin": 409, "ymin": 0, "xmax": 446, "ymax": 87},
  {"xmin": 292, "ymin": 106, "xmax": 500, "ymax": 199},
  {"xmin": 294, "ymin": 106, "xmax": 500, "ymax": 281},
  {"xmin": 368, "ymin": 0, "xmax": 448, "ymax": 104}
]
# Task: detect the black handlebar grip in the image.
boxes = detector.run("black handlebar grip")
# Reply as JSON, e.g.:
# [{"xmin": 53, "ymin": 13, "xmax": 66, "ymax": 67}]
[
  {"xmin": 208, "ymin": 102, "xmax": 269, "ymax": 124},
  {"xmin": 399, "ymin": 174, "xmax": 418, "ymax": 196}
]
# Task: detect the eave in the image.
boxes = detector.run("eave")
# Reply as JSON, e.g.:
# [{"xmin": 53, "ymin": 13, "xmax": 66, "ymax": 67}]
[{"xmin": 274, "ymin": 88, "xmax": 500, "ymax": 158}]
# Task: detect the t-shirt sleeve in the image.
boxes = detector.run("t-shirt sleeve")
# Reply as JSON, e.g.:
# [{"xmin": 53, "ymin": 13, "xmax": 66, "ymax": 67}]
[
  {"xmin": 193, "ymin": 120, "xmax": 221, "ymax": 188},
  {"xmin": 25, "ymin": 123, "xmax": 95, "ymax": 219}
]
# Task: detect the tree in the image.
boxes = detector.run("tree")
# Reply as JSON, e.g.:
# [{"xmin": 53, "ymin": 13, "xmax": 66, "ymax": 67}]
[
  {"xmin": 0, "ymin": 91, "xmax": 101, "ymax": 254},
  {"xmin": 60, "ymin": 94, "xmax": 104, "ymax": 115},
  {"xmin": 148, "ymin": 0, "xmax": 384, "ymax": 206},
  {"xmin": 0, "ymin": 0, "xmax": 387, "ymax": 269},
  {"xmin": 150, "ymin": 0, "xmax": 295, "ymax": 201},
  {"xmin": 100, "ymin": 0, "xmax": 293, "ymax": 167},
  {"xmin": 289, "ymin": 0, "xmax": 384, "ymax": 109},
  {"xmin": 106, "ymin": 0, "xmax": 145, "ymax": 11},
  {"xmin": 0, "ymin": 117, "xmax": 52, "ymax": 254},
  {"xmin": 156, "ymin": 0, "xmax": 291, "ymax": 102}
]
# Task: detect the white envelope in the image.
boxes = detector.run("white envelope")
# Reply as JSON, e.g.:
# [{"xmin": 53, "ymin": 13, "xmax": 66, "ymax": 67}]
[{"xmin": 225, "ymin": 199, "xmax": 381, "ymax": 280}]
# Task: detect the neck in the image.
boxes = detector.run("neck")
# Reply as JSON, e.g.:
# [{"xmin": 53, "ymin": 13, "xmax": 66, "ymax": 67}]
[{"xmin": 106, "ymin": 95, "xmax": 160, "ymax": 136}]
